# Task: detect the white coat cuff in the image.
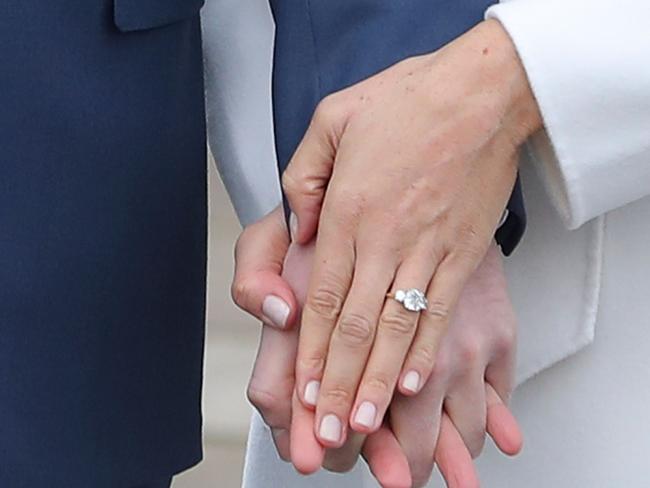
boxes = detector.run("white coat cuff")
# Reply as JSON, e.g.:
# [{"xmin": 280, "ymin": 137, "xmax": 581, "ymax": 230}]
[{"xmin": 486, "ymin": 0, "xmax": 650, "ymax": 230}]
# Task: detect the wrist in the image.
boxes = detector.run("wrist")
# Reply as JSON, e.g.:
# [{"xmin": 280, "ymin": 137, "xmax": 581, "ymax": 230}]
[{"xmin": 472, "ymin": 19, "xmax": 543, "ymax": 146}]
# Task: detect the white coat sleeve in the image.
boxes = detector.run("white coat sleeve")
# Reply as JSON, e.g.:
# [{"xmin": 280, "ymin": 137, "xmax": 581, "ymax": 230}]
[{"xmin": 486, "ymin": 0, "xmax": 650, "ymax": 229}]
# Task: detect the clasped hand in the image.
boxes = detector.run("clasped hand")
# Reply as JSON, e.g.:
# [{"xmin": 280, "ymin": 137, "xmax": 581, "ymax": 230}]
[
  {"xmin": 234, "ymin": 209, "xmax": 521, "ymax": 487},
  {"xmin": 232, "ymin": 19, "xmax": 541, "ymax": 487}
]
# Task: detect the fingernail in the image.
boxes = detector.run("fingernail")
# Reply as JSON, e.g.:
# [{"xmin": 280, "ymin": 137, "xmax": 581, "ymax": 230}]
[
  {"xmin": 289, "ymin": 212, "xmax": 298, "ymax": 241},
  {"xmin": 402, "ymin": 370, "xmax": 421, "ymax": 393},
  {"xmin": 304, "ymin": 380, "xmax": 320, "ymax": 406},
  {"xmin": 319, "ymin": 414, "xmax": 342, "ymax": 443},
  {"xmin": 262, "ymin": 295, "xmax": 290, "ymax": 329},
  {"xmin": 354, "ymin": 401, "xmax": 377, "ymax": 429}
]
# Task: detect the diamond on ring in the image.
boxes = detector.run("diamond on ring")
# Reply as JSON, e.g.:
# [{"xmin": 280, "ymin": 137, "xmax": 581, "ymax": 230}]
[{"xmin": 390, "ymin": 288, "xmax": 428, "ymax": 312}]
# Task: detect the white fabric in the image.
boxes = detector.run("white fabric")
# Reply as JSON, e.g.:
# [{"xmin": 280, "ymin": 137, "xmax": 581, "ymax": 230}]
[
  {"xmin": 200, "ymin": 0, "xmax": 650, "ymax": 485},
  {"xmin": 202, "ymin": 0, "xmax": 281, "ymax": 227},
  {"xmin": 487, "ymin": 0, "xmax": 650, "ymax": 230}
]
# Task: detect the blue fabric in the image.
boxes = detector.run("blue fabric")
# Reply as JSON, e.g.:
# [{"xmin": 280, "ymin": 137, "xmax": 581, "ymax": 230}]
[
  {"xmin": 271, "ymin": 0, "xmax": 526, "ymax": 254},
  {"xmin": 0, "ymin": 1, "xmax": 206, "ymax": 486},
  {"xmin": 132, "ymin": 477, "xmax": 172, "ymax": 488}
]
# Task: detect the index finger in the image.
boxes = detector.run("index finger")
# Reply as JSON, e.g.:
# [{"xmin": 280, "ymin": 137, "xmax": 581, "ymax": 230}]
[
  {"xmin": 281, "ymin": 97, "xmax": 340, "ymax": 244},
  {"xmin": 294, "ymin": 218, "xmax": 355, "ymax": 409}
]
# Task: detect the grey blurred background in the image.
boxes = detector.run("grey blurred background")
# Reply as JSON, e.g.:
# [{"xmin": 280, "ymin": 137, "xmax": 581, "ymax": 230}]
[{"xmin": 173, "ymin": 158, "xmax": 260, "ymax": 488}]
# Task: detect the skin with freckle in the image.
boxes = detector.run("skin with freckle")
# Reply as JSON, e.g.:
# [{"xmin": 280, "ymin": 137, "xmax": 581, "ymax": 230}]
[{"xmin": 281, "ymin": 19, "xmax": 541, "ymax": 450}]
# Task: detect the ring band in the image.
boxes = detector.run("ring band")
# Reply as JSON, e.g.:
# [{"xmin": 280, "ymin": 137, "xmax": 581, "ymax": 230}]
[{"xmin": 386, "ymin": 288, "xmax": 428, "ymax": 312}]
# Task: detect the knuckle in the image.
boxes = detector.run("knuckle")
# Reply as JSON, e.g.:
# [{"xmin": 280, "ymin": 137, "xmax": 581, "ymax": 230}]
[
  {"xmin": 425, "ymin": 299, "xmax": 452, "ymax": 323},
  {"xmin": 457, "ymin": 221, "xmax": 481, "ymax": 242},
  {"xmin": 305, "ymin": 280, "xmax": 346, "ymax": 321},
  {"xmin": 364, "ymin": 373, "xmax": 391, "ymax": 394},
  {"xmin": 281, "ymin": 169, "xmax": 300, "ymax": 197},
  {"xmin": 247, "ymin": 385, "xmax": 282, "ymax": 420},
  {"xmin": 412, "ymin": 343, "xmax": 438, "ymax": 368},
  {"xmin": 230, "ymin": 277, "xmax": 252, "ymax": 309},
  {"xmin": 458, "ymin": 337, "xmax": 481, "ymax": 365},
  {"xmin": 495, "ymin": 327, "xmax": 517, "ymax": 355},
  {"xmin": 455, "ymin": 241, "xmax": 487, "ymax": 267},
  {"xmin": 297, "ymin": 355, "xmax": 325, "ymax": 374},
  {"xmin": 380, "ymin": 310, "xmax": 417, "ymax": 336},
  {"xmin": 321, "ymin": 386, "xmax": 352, "ymax": 408},
  {"xmin": 335, "ymin": 312, "xmax": 375, "ymax": 346},
  {"xmin": 313, "ymin": 95, "xmax": 342, "ymax": 126}
]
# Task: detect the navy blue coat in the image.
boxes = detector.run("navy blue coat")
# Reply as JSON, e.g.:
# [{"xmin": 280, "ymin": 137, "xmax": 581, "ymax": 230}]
[
  {"xmin": 0, "ymin": 1, "xmax": 526, "ymax": 486},
  {"xmin": 271, "ymin": 0, "xmax": 526, "ymax": 254},
  {"xmin": 1, "ymin": 1, "xmax": 206, "ymax": 486}
]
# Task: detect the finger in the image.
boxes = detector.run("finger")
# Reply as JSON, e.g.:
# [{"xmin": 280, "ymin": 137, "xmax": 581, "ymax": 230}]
[
  {"xmin": 484, "ymin": 331, "xmax": 517, "ymax": 407},
  {"xmin": 444, "ymin": 371, "xmax": 487, "ymax": 458},
  {"xmin": 435, "ymin": 413, "xmax": 480, "ymax": 488},
  {"xmin": 290, "ymin": 388, "xmax": 326, "ymax": 474},
  {"xmin": 282, "ymin": 96, "xmax": 341, "ymax": 244},
  {"xmin": 270, "ymin": 428, "xmax": 291, "ymax": 462},
  {"xmin": 294, "ymin": 222, "xmax": 356, "ymax": 408},
  {"xmin": 350, "ymin": 256, "xmax": 436, "ymax": 434},
  {"xmin": 322, "ymin": 432, "xmax": 366, "ymax": 473},
  {"xmin": 389, "ymin": 377, "xmax": 445, "ymax": 488},
  {"xmin": 485, "ymin": 383, "xmax": 523, "ymax": 456},
  {"xmin": 248, "ymin": 321, "xmax": 299, "ymax": 464},
  {"xmin": 232, "ymin": 206, "xmax": 298, "ymax": 329},
  {"xmin": 399, "ymin": 253, "xmax": 476, "ymax": 396},
  {"xmin": 313, "ymin": 253, "xmax": 395, "ymax": 446},
  {"xmin": 362, "ymin": 425, "xmax": 412, "ymax": 488},
  {"xmin": 247, "ymin": 324, "xmax": 298, "ymax": 431}
]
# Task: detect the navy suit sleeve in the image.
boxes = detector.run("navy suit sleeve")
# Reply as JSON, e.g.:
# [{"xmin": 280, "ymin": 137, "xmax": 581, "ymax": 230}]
[{"xmin": 497, "ymin": 176, "xmax": 526, "ymax": 256}]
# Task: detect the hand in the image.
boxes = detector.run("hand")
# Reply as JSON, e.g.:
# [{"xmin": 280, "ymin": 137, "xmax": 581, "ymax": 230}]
[
  {"xmin": 387, "ymin": 242, "xmax": 522, "ymax": 487},
  {"xmin": 233, "ymin": 208, "xmax": 409, "ymax": 484},
  {"xmin": 232, "ymin": 208, "xmax": 522, "ymax": 487},
  {"xmin": 287, "ymin": 245, "xmax": 522, "ymax": 487},
  {"xmin": 282, "ymin": 19, "xmax": 542, "ymax": 446}
]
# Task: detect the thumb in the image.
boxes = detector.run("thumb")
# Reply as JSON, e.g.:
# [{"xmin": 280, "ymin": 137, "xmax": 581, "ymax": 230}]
[
  {"xmin": 282, "ymin": 96, "xmax": 343, "ymax": 244},
  {"xmin": 231, "ymin": 206, "xmax": 298, "ymax": 329}
]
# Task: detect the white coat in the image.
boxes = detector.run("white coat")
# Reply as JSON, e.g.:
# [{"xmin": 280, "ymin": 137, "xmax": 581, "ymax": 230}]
[{"xmin": 201, "ymin": 0, "xmax": 650, "ymax": 485}]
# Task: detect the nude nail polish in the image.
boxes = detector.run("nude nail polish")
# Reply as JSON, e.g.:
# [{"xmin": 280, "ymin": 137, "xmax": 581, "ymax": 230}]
[
  {"xmin": 402, "ymin": 370, "xmax": 421, "ymax": 393},
  {"xmin": 304, "ymin": 380, "xmax": 320, "ymax": 406},
  {"xmin": 354, "ymin": 401, "xmax": 377, "ymax": 428},
  {"xmin": 319, "ymin": 414, "xmax": 342, "ymax": 443},
  {"xmin": 262, "ymin": 295, "xmax": 290, "ymax": 329}
]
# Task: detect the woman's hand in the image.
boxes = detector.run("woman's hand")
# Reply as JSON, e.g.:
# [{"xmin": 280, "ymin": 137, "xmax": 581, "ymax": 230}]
[{"xmin": 282, "ymin": 19, "xmax": 541, "ymax": 446}]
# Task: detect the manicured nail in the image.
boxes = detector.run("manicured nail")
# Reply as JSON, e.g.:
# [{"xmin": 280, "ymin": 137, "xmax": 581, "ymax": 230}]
[
  {"xmin": 262, "ymin": 295, "xmax": 290, "ymax": 328},
  {"xmin": 354, "ymin": 401, "xmax": 377, "ymax": 429},
  {"xmin": 319, "ymin": 414, "xmax": 342, "ymax": 443},
  {"xmin": 402, "ymin": 371, "xmax": 421, "ymax": 393},
  {"xmin": 289, "ymin": 212, "xmax": 298, "ymax": 241},
  {"xmin": 304, "ymin": 380, "xmax": 320, "ymax": 406}
]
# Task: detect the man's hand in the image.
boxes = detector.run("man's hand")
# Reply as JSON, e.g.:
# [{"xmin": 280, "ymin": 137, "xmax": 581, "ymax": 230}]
[{"xmin": 281, "ymin": 19, "xmax": 542, "ymax": 447}]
